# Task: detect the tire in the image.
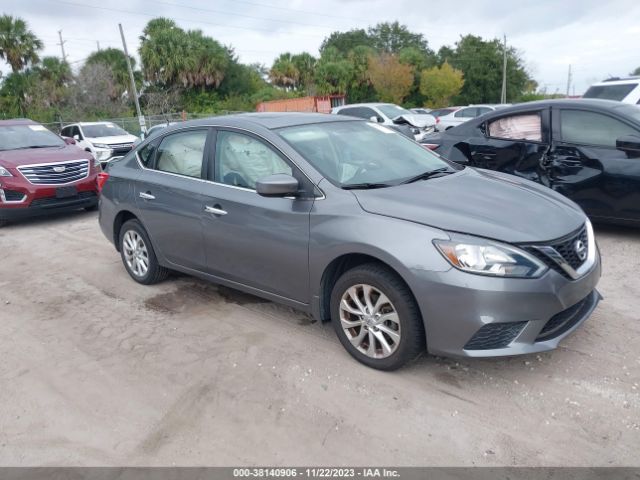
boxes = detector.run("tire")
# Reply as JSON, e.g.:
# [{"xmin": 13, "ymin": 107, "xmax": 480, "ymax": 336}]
[
  {"xmin": 118, "ymin": 219, "xmax": 169, "ymax": 285},
  {"xmin": 330, "ymin": 263, "xmax": 425, "ymax": 370}
]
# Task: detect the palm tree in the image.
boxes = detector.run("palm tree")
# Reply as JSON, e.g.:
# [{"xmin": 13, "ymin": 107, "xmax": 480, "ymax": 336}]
[
  {"xmin": 269, "ymin": 53, "xmax": 299, "ymax": 90},
  {"xmin": 86, "ymin": 48, "xmax": 137, "ymax": 95},
  {"xmin": 0, "ymin": 15, "xmax": 43, "ymax": 73}
]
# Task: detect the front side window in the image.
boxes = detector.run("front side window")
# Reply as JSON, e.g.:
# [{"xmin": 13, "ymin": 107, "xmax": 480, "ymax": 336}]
[
  {"xmin": 279, "ymin": 121, "xmax": 451, "ymax": 187},
  {"xmin": 154, "ymin": 130, "xmax": 208, "ymax": 178},
  {"xmin": 487, "ymin": 113, "xmax": 542, "ymax": 142},
  {"xmin": 215, "ymin": 131, "xmax": 292, "ymax": 189},
  {"xmin": 560, "ymin": 110, "xmax": 639, "ymax": 148},
  {"xmin": 455, "ymin": 108, "xmax": 477, "ymax": 118}
]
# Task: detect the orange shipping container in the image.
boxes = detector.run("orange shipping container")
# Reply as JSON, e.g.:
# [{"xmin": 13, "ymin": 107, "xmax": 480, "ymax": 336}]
[{"xmin": 256, "ymin": 95, "xmax": 345, "ymax": 114}]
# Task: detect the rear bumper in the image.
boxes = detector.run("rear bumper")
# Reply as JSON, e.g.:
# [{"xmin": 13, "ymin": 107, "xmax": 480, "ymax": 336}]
[{"xmin": 409, "ymin": 251, "xmax": 602, "ymax": 358}]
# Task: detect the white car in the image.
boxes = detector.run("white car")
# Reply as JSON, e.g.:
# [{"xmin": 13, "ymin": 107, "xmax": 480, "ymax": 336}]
[
  {"xmin": 583, "ymin": 77, "xmax": 640, "ymax": 104},
  {"xmin": 331, "ymin": 103, "xmax": 436, "ymax": 142},
  {"xmin": 435, "ymin": 104, "xmax": 510, "ymax": 131},
  {"xmin": 60, "ymin": 122, "xmax": 138, "ymax": 167}
]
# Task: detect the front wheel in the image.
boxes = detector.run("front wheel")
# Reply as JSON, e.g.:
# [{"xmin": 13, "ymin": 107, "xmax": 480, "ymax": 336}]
[
  {"xmin": 119, "ymin": 219, "xmax": 169, "ymax": 285},
  {"xmin": 330, "ymin": 263, "xmax": 425, "ymax": 370}
]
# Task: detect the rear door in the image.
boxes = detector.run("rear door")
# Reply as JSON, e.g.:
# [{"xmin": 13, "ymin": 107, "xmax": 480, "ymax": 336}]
[
  {"xmin": 462, "ymin": 108, "xmax": 551, "ymax": 183},
  {"xmin": 548, "ymin": 107, "xmax": 640, "ymax": 221},
  {"xmin": 134, "ymin": 128, "xmax": 213, "ymax": 271},
  {"xmin": 201, "ymin": 128, "xmax": 314, "ymax": 303}
]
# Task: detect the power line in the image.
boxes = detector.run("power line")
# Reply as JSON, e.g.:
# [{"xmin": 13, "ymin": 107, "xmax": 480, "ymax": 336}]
[{"xmin": 52, "ymin": 0, "xmax": 326, "ymax": 38}]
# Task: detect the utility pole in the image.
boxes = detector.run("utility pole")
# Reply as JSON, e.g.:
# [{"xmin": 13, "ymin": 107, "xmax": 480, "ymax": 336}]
[
  {"xmin": 57, "ymin": 30, "xmax": 67, "ymax": 62},
  {"xmin": 500, "ymin": 34, "xmax": 507, "ymax": 104},
  {"xmin": 97, "ymin": 40, "xmax": 101, "ymax": 51},
  {"xmin": 118, "ymin": 24, "xmax": 146, "ymax": 134},
  {"xmin": 566, "ymin": 64, "xmax": 572, "ymax": 97}
]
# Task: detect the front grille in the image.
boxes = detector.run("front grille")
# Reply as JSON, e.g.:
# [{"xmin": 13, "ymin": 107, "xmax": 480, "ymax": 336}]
[
  {"xmin": 30, "ymin": 191, "xmax": 96, "ymax": 208},
  {"xmin": 524, "ymin": 225, "xmax": 589, "ymax": 279},
  {"xmin": 464, "ymin": 321, "xmax": 527, "ymax": 350},
  {"xmin": 2, "ymin": 189, "xmax": 26, "ymax": 201},
  {"xmin": 536, "ymin": 291, "xmax": 597, "ymax": 342},
  {"xmin": 108, "ymin": 143, "xmax": 134, "ymax": 156},
  {"xmin": 18, "ymin": 160, "xmax": 89, "ymax": 185}
]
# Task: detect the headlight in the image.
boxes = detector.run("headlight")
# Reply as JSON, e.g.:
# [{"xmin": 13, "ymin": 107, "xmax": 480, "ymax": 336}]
[
  {"xmin": 434, "ymin": 236, "xmax": 548, "ymax": 278},
  {"xmin": 94, "ymin": 149, "xmax": 113, "ymax": 161},
  {"xmin": 0, "ymin": 166, "xmax": 12, "ymax": 177}
]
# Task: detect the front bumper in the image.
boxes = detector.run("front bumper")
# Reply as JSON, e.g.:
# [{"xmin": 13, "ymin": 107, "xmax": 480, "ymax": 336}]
[
  {"xmin": 409, "ymin": 252, "xmax": 602, "ymax": 358},
  {"xmin": 0, "ymin": 175, "xmax": 99, "ymax": 221}
]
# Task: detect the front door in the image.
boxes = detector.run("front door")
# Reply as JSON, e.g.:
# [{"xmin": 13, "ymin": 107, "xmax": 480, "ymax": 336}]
[
  {"xmin": 467, "ymin": 108, "xmax": 551, "ymax": 184},
  {"xmin": 201, "ymin": 129, "xmax": 314, "ymax": 303},
  {"xmin": 548, "ymin": 107, "xmax": 640, "ymax": 221},
  {"xmin": 134, "ymin": 128, "xmax": 212, "ymax": 271}
]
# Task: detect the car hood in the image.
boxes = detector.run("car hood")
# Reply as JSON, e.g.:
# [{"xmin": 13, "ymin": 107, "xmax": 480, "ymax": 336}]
[
  {"xmin": 86, "ymin": 135, "xmax": 137, "ymax": 144},
  {"xmin": 351, "ymin": 168, "xmax": 585, "ymax": 243},
  {"xmin": 393, "ymin": 114, "xmax": 436, "ymax": 128},
  {"xmin": 0, "ymin": 144, "xmax": 92, "ymax": 168}
]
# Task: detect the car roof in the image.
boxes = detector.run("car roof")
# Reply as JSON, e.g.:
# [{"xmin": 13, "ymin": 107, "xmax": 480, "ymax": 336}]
[
  {"xmin": 591, "ymin": 77, "xmax": 640, "ymax": 85},
  {"xmin": 160, "ymin": 112, "xmax": 360, "ymax": 132},
  {"xmin": 74, "ymin": 121, "xmax": 118, "ymax": 126},
  {"xmin": 0, "ymin": 118, "xmax": 39, "ymax": 127},
  {"xmin": 335, "ymin": 103, "xmax": 397, "ymax": 109},
  {"xmin": 483, "ymin": 98, "xmax": 634, "ymax": 113}
]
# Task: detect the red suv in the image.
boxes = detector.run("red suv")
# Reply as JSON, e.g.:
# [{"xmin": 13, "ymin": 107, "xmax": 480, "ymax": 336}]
[{"xmin": 0, "ymin": 119, "xmax": 99, "ymax": 226}]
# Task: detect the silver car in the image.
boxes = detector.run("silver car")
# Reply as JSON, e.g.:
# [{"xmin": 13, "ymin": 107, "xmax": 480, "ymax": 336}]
[{"xmin": 98, "ymin": 113, "xmax": 601, "ymax": 370}]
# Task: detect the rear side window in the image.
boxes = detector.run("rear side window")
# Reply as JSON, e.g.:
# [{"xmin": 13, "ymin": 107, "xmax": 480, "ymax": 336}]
[
  {"xmin": 154, "ymin": 130, "xmax": 208, "ymax": 178},
  {"xmin": 560, "ymin": 110, "xmax": 638, "ymax": 148},
  {"xmin": 488, "ymin": 113, "xmax": 542, "ymax": 142},
  {"xmin": 337, "ymin": 107, "xmax": 377, "ymax": 120},
  {"xmin": 583, "ymin": 84, "xmax": 637, "ymax": 101}
]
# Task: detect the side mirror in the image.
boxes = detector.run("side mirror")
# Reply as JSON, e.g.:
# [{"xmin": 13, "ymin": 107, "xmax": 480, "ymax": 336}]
[
  {"xmin": 369, "ymin": 115, "xmax": 383, "ymax": 123},
  {"xmin": 62, "ymin": 136, "xmax": 76, "ymax": 145},
  {"xmin": 73, "ymin": 134, "xmax": 81, "ymax": 141},
  {"xmin": 256, "ymin": 174, "xmax": 299, "ymax": 197},
  {"xmin": 616, "ymin": 135, "xmax": 640, "ymax": 157}
]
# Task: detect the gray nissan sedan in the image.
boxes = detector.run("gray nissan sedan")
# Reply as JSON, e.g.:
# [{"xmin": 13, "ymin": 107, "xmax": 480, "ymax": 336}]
[{"xmin": 98, "ymin": 113, "xmax": 601, "ymax": 370}]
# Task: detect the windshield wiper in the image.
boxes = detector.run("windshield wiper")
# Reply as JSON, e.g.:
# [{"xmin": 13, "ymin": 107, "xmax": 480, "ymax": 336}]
[
  {"xmin": 400, "ymin": 167, "xmax": 455, "ymax": 184},
  {"xmin": 342, "ymin": 182, "xmax": 393, "ymax": 190},
  {"xmin": 12, "ymin": 145, "xmax": 58, "ymax": 150}
]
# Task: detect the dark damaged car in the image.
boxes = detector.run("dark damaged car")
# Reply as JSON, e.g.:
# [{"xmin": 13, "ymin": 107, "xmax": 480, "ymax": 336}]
[{"xmin": 422, "ymin": 99, "xmax": 640, "ymax": 226}]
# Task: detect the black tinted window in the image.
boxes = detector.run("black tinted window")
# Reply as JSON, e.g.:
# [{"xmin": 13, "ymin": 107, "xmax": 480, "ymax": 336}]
[
  {"xmin": 338, "ymin": 107, "xmax": 376, "ymax": 120},
  {"xmin": 155, "ymin": 130, "xmax": 208, "ymax": 178},
  {"xmin": 583, "ymin": 84, "xmax": 637, "ymax": 101},
  {"xmin": 137, "ymin": 142, "xmax": 157, "ymax": 167},
  {"xmin": 560, "ymin": 110, "xmax": 638, "ymax": 147}
]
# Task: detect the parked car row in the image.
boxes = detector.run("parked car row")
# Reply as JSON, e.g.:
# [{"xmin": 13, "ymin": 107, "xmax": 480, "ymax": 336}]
[{"xmin": 60, "ymin": 122, "xmax": 138, "ymax": 168}]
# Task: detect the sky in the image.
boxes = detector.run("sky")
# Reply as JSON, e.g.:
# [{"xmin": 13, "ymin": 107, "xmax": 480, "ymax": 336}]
[{"xmin": 2, "ymin": 0, "xmax": 639, "ymax": 95}]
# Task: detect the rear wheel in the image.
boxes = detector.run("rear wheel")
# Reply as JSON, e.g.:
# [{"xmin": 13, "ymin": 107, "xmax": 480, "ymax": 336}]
[
  {"xmin": 119, "ymin": 219, "xmax": 169, "ymax": 285},
  {"xmin": 330, "ymin": 263, "xmax": 425, "ymax": 370}
]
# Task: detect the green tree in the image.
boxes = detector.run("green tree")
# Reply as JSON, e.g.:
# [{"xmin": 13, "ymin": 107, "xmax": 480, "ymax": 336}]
[
  {"xmin": 269, "ymin": 52, "xmax": 299, "ymax": 90},
  {"xmin": 0, "ymin": 15, "xmax": 42, "ymax": 73},
  {"xmin": 85, "ymin": 48, "xmax": 138, "ymax": 95},
  {"xmin": 419, "ymin": 62, "xmax": 464, "ymax": 108},
  {"xmin": 631, "ymin": 67, "xmax": 640, "ymax": 76},
  {"xmin": 347, "ymin": 45, "xmax": 376, "ymax": 102},
  {"xmin": 367, "ymin": 53, "xmax": 414, "ymax": 104},
  {"xmin": 291, "ymin": 52, "xmax": 316, "ymax": 93},
  {"xmin": 314, "ymin": 47, "xmax": 353, "ymax": 95},
  {"xmin": 319, "ymin": 28, "xmax": 372, "ymax": 56},
  {"xmin": 368, "ymin": 22, "xmax": 432, "ymax": 56},
  {"xmin": 438, "ymin": 35, "xmax": 532, "ymax": 104}
]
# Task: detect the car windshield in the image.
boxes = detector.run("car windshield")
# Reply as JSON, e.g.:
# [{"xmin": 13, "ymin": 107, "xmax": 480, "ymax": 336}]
[
  {"xmin": 278, "ymin": 121, "xmax": 454, "ymax": 187},
  {"xmin": 583, "ymin": 83, "xmax": 637, "ymax": 101},
  {"xmin": 82, "ymin": 123, "xmax": 129, "ymax": 137},
  {"xmin": 614, "ymin": 104, "xmax": 640, "ymax": 123},
  {"xmin": 0, "ymin": 124, "xmax": 64, "ymax": 151},
  {"xmin": 377, "ymin": 104, "xmax": 412, "ymax": 119}
]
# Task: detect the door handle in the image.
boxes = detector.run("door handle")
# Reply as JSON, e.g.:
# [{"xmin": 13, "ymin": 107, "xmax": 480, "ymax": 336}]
[
  {"xmin": 139, "ymin": 192, "xmax": 155, "ymax": 200},
  {"xmin": 205, "ymin": 205, "xmax": 228, "ymax": 216}
]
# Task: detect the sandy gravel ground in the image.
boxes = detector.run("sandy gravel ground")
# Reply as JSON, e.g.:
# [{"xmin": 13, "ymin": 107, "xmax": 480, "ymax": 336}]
[{"xmin": 0, "ymin": 211, "xmax": 638, "ymax": 466}]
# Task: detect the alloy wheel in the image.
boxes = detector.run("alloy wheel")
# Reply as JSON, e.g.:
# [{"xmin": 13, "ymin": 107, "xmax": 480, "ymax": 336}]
[
  {"xmin": 339, "ymin": 284, "xmax": 401, "ymax": 359},
  {"xmin": 122, "ymin": 230, "xmax": 149, "ymax": 278}
]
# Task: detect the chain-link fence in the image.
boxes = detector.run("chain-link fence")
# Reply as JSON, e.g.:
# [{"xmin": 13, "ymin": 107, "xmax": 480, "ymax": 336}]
[{"xmin": 42, "ymin": 111, "xmax": 247, "ymax": 136}]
